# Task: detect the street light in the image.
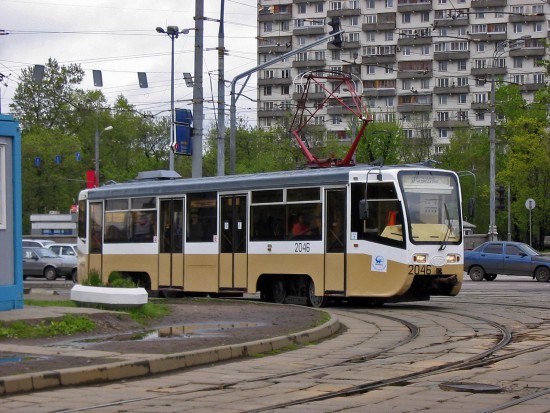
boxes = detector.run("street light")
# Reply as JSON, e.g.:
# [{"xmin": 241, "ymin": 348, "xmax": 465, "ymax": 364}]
[
  {"xmin": 488, "ymin": 36, "xmax": 530, "ymax": 240},
  {"xmin": 156, "ymin": 26, "xmax": 192, "ymax": 171},
  {"xmin": 94, "ymin": 125, "xmax": 113, "ymax": 187}
]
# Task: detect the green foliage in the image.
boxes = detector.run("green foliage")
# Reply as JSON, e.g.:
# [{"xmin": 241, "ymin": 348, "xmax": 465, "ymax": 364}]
[
  {"xmin": 127, "ymin": 302, "xmax": 170, "ymax": 324},
  {"xmin": 107, "ymin": 272, "xmax": 136, "ymax": 288},
  {"xmin": 82, "ymin": 269, "xmax": 103, "ymax": 286},
  {"xmin": 25, "ymin": 299, "xmax": 77, "ymax": 307},
  {"xmin": 357, "ymin": 121, "xmax": 403, "ymax": 165},
  {"xmin": 0, "ymin": 315, "xmax": 95, "ymax": 339}
]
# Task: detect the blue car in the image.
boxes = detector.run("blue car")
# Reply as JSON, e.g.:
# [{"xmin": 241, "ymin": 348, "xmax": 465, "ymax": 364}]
[{"xmin": 464, "ymin": 241, "xmax": 550, "ymax": 282}]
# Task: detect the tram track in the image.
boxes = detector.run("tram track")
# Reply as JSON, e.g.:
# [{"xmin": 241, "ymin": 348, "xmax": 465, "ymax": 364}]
[{"xmin": 51, "ymin": 306, "xmax": 527, "ymax": 413}]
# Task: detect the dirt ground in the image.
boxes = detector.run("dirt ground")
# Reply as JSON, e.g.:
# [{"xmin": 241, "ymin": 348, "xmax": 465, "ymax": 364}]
[{"xmin": 0, "ymin": 299, "xmax": 325, "ymax": 377}]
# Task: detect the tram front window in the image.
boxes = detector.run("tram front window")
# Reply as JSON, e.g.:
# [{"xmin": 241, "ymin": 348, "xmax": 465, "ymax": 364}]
[{"xmin": 399, "ymin": 171, "xmax": 461, "ymax": 245}]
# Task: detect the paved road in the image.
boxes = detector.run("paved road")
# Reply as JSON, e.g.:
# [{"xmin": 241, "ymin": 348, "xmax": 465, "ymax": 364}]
[{"xmin": 8, "ymin": 276, "xmax": 550, "ymax": 413}]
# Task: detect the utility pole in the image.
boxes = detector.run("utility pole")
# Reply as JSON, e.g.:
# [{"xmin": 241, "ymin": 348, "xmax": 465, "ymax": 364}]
[
  {"xmin": 217, "ymin": 0, "xmax": 225, "ymax": 176},
  {"xmin": 192, "ymin": 0, "xmax": 204, "ymax": 178}
]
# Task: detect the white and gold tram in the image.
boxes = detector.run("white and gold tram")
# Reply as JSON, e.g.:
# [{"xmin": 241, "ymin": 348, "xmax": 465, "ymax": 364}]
[{"xmin": 77, "ymin": 165, "xmax": 463, "ymax": 307}]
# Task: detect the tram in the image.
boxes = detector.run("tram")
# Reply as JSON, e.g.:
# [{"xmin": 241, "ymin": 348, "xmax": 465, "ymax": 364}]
[{"xmin": 76, "ymin": 164, "xmax": 463, "ymax": 307}]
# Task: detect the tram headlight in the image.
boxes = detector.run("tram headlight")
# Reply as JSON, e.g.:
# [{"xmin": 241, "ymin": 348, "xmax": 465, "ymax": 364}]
[
  {"xmin": 412, "ymin": 254, "xmax": 428, "ymax": 264},
  {"xmin": 446, "ymin": 254, "xmax": 460, "ymax": 264}
]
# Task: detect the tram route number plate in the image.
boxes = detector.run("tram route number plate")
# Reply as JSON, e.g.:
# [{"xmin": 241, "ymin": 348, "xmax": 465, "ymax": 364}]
[{"xmin": 408, "ymin": 264, "xmax": 432, "ymax": 275}]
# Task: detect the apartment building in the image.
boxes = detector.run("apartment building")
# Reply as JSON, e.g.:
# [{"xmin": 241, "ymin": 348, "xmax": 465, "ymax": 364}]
[{"xmin": 257, "ymin": 0, "xmax": 548, "ymax": 154}]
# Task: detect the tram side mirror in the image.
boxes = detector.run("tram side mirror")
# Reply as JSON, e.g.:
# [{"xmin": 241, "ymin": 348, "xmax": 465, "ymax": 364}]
[{"xmin": 359, "ymin": 199, "xmax": 369, "ymax": 220}]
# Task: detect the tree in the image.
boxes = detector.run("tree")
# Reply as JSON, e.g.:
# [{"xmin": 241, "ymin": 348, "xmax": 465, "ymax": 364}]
[
  {"xmin": 10, "ymin": 58, "xmax": 85, "ymax": 132},
  {"xmin": 356, "ymin": 120, "xmax": 402, "ymax": 165}
]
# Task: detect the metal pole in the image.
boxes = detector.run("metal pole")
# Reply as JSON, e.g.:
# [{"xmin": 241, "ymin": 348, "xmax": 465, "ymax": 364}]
[
  {"xmin": 192, "ymin": 0, "xmax": 204, "ymax": 178},
  {"xmin": 488, "ymin": 45, "xmax": 500, "ymax": 241},
  {"xmin": 507, "ymin": 184, "xmax": 511, "ymax": 241},
  {"xmin": 217, "ymin": 0, "xmax": 225, "ymax": 176},
  {"xmin": 169, "ymin": 33, "xmax": 175, "ymax": 171}
]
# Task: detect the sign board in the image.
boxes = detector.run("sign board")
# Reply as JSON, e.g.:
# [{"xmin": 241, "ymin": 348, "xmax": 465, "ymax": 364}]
[{"xmin": 525, "ymin": 198, "xmax": 536, "ymax": 210}]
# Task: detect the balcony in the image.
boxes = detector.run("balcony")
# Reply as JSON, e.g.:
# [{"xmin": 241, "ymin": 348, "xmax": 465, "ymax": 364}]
[
  {"xmin": 522, "ymin": 83, "xmax": 546, "ymax": 92},
  {"xmin": 471, "ymin": 102, "xmax": 490, "ymax": 110},
  {"xmin": 433, "ymin": 16, "xmax": 469, "ymax": 27},
  {"xmin": 433, "ymin": 120, "xmax": 470, "ymax": 128},
  {"xmin": 397, "ymin": 36, "xmax": 433, "ymax": 46},
  {"xmin": 292, "ymin": 92, "xmax": 326, "ymax": 101},
  {"xmin": 258, "ymin": 109, "xmax": 292, "ymax": 118},
  {"xmin": 397, "ymin": 103, "xmax": 432, "ymax": 112},
  {"xmin": 471, "ymin": 0, "xmax": 506, "ymax": 7},
  {"xmin": 397, "ymin": 69, "xmax": 432, "ymax": 79},
  {"xmin": 293, "ymin": 26, "xmax": 325, "ymax": 36},
  {"xmin": 471, "ymin": 67, "xmax": 507, "ymax": 76},
  {"xmin": 362, "ymin": 13, "xmax": 396, "ymax": 31},
  {"xmin": 258, "ymin": 44, "xmax": 293, "ymax": 54},
  {"xmin": 258, "ymin": 77, "xmax": 293, "ymax": 86},
  {"xmin": 292, "ymin": 59, "xmax": 326, "ymax": 68},
  {"xmin": 397, "ymin": 0, "xmax": 432, "ymax": 12},
  {"xmin": 259, "ymin": 12, "xmax": 292, "ymax": 22},
  {"xmin": 328, "ymin": 40, "xmax": 361, "ymax": 50},
  {"xmin": 469, "ymin": 32, "xmax": 507, "ymax": 42},
  {"xmin": 509, "ymin": 47, "xmax": 546, "ymax": 57},
  {"xmin": 509, "ymin": 14, "xmax": 545, "ymax": 23},
  {"xmin": 434, "ymin": 50, "xmax": 470, "ymax": 61},
  {"xmin": 326, "ymin": 106, "xmax": 350, "ymax": 115},
  {"xmin": 362, "ymin": 54, "xmax": 396, "ymax": 65},
  {"xmin": 433, "ymin": 85, "xmax": 470, "ymax": 94},
  {"xmin": 363, "ymin": 88, "xmax": 396, "ymax": 97},
  {"xmin": 327, "ymin": 7, "xmax": 361, "ymax": 17}
]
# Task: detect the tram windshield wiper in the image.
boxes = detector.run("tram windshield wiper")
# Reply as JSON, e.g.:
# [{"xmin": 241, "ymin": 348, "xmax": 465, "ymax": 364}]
[{"xmin": 439, "ymin": 203, "xmax": 452, "ymax": 251}]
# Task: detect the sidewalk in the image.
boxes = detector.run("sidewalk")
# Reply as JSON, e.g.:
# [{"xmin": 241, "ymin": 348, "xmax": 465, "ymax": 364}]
[{"xmin": 0, "ymin": 291, "xmax": 340, "ymax": 396}]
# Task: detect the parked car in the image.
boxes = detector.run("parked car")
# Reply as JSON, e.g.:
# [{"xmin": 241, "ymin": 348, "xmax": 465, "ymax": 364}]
[
  {"xmin": 22, "ymin": 239, "xmax": 55, "ymax": 248},
  {"xmin": 22, "ymin": 247, "xmax": 72, "ymax": 281},
  {"xmin": 48, "ymin": 243, "xmax": 78, "ymax": 282},
  {"xmin": 464, "ymin": 241, "xmax": 550, "ymax": 282}
]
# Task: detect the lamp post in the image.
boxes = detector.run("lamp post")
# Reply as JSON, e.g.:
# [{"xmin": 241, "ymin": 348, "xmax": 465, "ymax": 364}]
[
  {"xmin": 94, "ymin": 125, "xmax": 113, "ymax": 187},
  {"xmin": 156, "ymin": 26, "xmax": 191, "ymax": 171},
  {"xmin": 488, "ymin": 36, "xmax": 530, "ymax": 240}
]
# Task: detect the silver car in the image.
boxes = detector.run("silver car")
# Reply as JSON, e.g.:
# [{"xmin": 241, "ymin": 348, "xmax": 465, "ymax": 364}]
[
  {"xmin": 48, "ymin": 243, "xmax": 78, "ymax": 282},
  {"xmin": 22, "ymin": 247, "xmax": 71, "ymax": 281}
]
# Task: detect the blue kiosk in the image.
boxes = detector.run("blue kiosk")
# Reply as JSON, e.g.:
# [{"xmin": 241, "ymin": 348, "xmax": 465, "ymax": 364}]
[{"xmin": 0, "ymin": 114, "xmax": 23, "ymax": 311}]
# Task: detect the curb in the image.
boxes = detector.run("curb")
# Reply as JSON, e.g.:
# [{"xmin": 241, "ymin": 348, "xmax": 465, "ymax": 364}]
[{"xmin": 0, "ymin": 314, "xmax": 340, "ymax": 395}]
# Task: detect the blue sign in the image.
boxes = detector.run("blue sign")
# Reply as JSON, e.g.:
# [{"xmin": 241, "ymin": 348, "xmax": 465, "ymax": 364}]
[
  {"xmin": 174, "ymin": 108, "xmax": 193, "ymax": 156},
  {"xmin": 34, "ymin": 157, "xmax": 41, "ymax": 167},
  {"xmin": 55, "ymin": 155, "xmax": 62, "ymax": 164},
  {"xmin": 75, "ymin": 152, "xmax": 81, "ymax": 161}
]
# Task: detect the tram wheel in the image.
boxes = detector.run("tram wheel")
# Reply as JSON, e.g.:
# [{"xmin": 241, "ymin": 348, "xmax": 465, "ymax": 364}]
[
  {"xmin": 306, "ymin": 279, "xmax": 327, "ymax": 308},
  {"xmin": 271, "ymin": 278, "xmax": 287, "ymax": 304}
]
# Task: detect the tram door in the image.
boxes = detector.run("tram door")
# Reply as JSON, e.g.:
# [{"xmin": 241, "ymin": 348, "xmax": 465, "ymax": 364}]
[
  {"xmin": 159, "ymin": 199, "xmax": 185, "ymax": 288},
  {"xmin": 219, "ymin": 194, "xmax": 247, "ymax": 290},
  {"xmin": 325, "ymin": 189, "xmax": 346, "ymax": 292},
  {"xmin": 88, "ymin": 202, "xmax": 103, "ymax": 276}
]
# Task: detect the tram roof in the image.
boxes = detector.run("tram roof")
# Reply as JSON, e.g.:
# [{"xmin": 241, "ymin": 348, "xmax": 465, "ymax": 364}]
[{"xmin": 86, "ymin": 164, "xmax": 440, "ymax": 200}]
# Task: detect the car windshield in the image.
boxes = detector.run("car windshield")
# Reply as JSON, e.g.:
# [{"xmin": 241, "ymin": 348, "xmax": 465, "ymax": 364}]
[
  {"xmin": 521, "ymin": 244, "xmax": 541, "ymax": 256},
  {"xmin": 35, "ymin": 248, "xmax": 60, "ymax": 258}
]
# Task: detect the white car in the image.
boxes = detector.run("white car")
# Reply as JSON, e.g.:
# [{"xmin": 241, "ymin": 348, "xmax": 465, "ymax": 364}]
[{"xmin": 48, "ymin": 243, "xmax": 78, "ymax": 282}]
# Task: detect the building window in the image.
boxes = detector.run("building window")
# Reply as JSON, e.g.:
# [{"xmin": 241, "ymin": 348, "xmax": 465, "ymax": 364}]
[
  {"xmin": 439, "ymin": 95, "xmax": 448, "ymax": 105},
  {"xmin": 297, "ymin": 4, "xmax": 307, "ymax": 14},
  {"xmin": 513, "ymin": 57, "xmax": 523, "ymax": 69},
  {"xmin": 421, "ymin": 45, "xmax": 430, "ymax": 55},
  {"xmin": 385, "ymin": 97, "xmax": 394, "ymax": 106},
  {"xmin": 402, "ymin": 79, "xmax": 412, "ymax": 89},
  {"xmin": 458, "ymin": 94, "xmax": 467, "ymax": 104},
  {"xmin": 534, "ymin": 22, "xmax": 543, "ymax": 33},
  {"xmin": 365, "ymin": 14, "xmax": 376, "ymax": 24},
  {"xmin": 476, "ymin": 112, "xmax": 485, "ymax": 121},
  {"xmin": 366, "ymin": 0, "xmax": 375, "ymax": 9},
  {"xmin": 0, "ymin": 145, "xmax": 5, "ymax": 229},
  {"xmin": 439, "ymin": 129, "xmax": 449, "ymax": 139},
  {"xmin": 402, "ymin": 46, "xmax": 411, "ymax": 56},
  {"xmin": 402, "ymin": 13, "xmax": 411, "ymax": 23},
  {"xmin": 315, "ymin": 2, "xmax": 324, "ymax": 12},
  {"xmin": 366, "ymin": 65, "xmax": 375, "ymax": 74},
  {"xmin": 421, "ymin": 11, "xmax": 430, "ymax": 22},
  {"xmin": 513, "ymin": 23, "xmax": 522, "ymax": 33},
  {"xmin": 263, "ymin": 22, "xmax": 273, "ymax": 33},
  {"xmin": 439, "ymin": 61, "xmax": 448, "ymax": 72},
  {"xmin": 366, "ymin": 32, "xmax": 376, "ymax": 42},
  {"xmin": 385, "ymin": 31, "xmax": 394, "ymax": 41},
  {"xmin": 476, "ymin": 42, "xmax": 485, "ymax": 52},
  {"xmin": 457, "ymin": 60, "xmax": 467, "ymax": 71},
  {"xmin": 263, "ymin": 86, "xmax": 272, "ymax": 96},
  {"xmin": 281, "ymin": 20, "xmax": 289, "ymax": 31},
  {"xmin": 281, "ymin": 85, "xmax": 290, "ymax": 94},
  {"xmin": 385, "ymin": 0, "xmax": 393, "ymax": 7},
  {"xmin": 534, "ymin": 73, "xmax": 545, "ymax": 84},
  {"xmin": 511, "ymin": 74, "xmax": 525, "ymax": 85},
  {"xmin": 457, "ymin": 76, "xmax": 468, "ymax": 86},
  {"xmin": 421, "ymin": 79, "xmax": 430, "ymax": 89}
]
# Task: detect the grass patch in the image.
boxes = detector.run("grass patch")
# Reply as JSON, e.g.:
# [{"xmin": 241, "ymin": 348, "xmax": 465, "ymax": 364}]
[
  {"xmin": 0, "ymin": 315, "xmax": 96, "ymax": 339},
  {"xmin": 25, "ymin": 299, "xmax": 78, "ymax": 308},
  {"xmin": 127, "ymin": 302, "xmax": 170, "ymax": 324}
]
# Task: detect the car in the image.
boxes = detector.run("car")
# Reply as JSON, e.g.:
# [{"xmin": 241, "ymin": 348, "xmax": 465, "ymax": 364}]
[
  {"xmin": 22, "ymin": 239, "xmax": 55, "ymax": 248},
  {"xmin": 22, "ymin": 247, "xmax": 73, "ymax": 281},
  {"xmin": 48, "ymin": 243, "xmax": 78, "ymax": 282},
  {"xmin": 464, "ymin": 241, "xmax": 550, "ymax": 282}
]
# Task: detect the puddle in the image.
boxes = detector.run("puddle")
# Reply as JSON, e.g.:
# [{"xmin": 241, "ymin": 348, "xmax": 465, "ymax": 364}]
[
  {"xmin": 68, "ymin": 322, "xmax": 263, "ymax": 347},
  {"xmin": 0, "ymin": 355, "xmax": 23, "ymax": 364}
]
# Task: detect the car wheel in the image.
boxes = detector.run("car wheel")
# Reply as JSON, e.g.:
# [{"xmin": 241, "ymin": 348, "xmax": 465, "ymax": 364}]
[
  {"xmin": 468, "ymin": 265, "xmax": 485, "ymax": 281},
  {"xmin": 44, "ymin": 266, "xmax": 57, "ymax": 281},
  {"xmin": 534, "ymin": 267, "xmax": 550, "ymax": 282},
  {"xmin": 70, "ymin": 269, "xmax": 78, "ymax": 283},
  {"xmin": 484, "ymin": 274, "xmax": 497, "ymax": 281}
]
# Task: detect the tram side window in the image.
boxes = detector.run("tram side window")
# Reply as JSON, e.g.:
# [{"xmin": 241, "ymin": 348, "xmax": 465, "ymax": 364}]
[
  {"xmin": 351, "ymin": 182, "xmax": 405, "ymax": 249},
  {"xmin": 251, "ymin": 204, "xmax": 285, "ymax": 241},
  {"xmin": 130, "ymin": 197, "xmax": 156, "ymax": 243},
  {"xmin": 187, "ymin": 192, "xmax": 217, "ymax": 242},
  {"xmin": 287, "ymin": 203, "xmax": 321, "ymax": 240},
  {"xmin": 78, "ymin": 200, "xmax": 86, "ymax": 240},
  {"xmin": 90, "ymin": 202, "xmax": 103, "ymax": 253}
]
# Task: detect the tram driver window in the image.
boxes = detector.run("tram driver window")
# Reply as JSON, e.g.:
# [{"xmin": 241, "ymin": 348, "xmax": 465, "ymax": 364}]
[
  {"xmin": 187, "ymin": 192, "xmax": 217, "ymax": 242},
  {"xmin": 351, "ymin": 182, "xmax": 405, "ymax": 249}
]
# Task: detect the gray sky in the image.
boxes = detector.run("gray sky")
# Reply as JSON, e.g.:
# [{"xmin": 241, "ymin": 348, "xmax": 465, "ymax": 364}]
[{"xmin": 0, "ymin": 0, "xmax": 259, "ymax": 126}]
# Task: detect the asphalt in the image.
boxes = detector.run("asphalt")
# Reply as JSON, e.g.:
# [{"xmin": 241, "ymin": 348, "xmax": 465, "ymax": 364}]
[{"xmin": 0, "ymin": 289, "xmax": 340, "ymax": 396}]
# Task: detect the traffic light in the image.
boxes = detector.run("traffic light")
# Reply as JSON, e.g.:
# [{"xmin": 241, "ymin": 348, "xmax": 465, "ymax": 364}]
[
  {"xmin": 496, "ymin": 185, "xmax": 506, "ymax": 211},
  {"xmin": 328, "ymin": 17, "xmax": 342, "ymax": 48}
]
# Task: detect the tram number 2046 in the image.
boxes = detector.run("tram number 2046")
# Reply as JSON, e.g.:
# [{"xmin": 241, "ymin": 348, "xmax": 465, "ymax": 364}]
[
  {"xmin": 294, "ymin": 242, "xmax": 311, "ymax": 253},
  {"xmin": 408, "ymin": 264, "xmax": 432, "ymax": 275}
]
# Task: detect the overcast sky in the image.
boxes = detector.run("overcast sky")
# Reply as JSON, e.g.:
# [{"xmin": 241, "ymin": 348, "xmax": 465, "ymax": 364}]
[{"xmin": 0, "ymin": 0, "xmax": 259, "ymax": 126}]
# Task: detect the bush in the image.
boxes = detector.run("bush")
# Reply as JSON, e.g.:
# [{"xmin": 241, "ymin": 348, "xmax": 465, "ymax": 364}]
[
  {"xmin": 107, "ymin": 272, "xmax": 136, "ymax": 288},
  {"xmin": 82, "ymin": 269, "xmax": 103, "ymax": 286}
]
